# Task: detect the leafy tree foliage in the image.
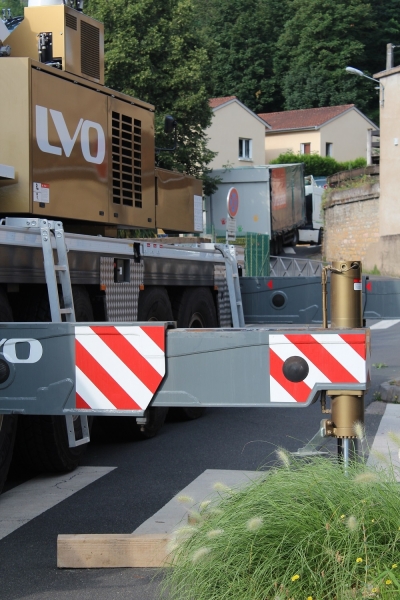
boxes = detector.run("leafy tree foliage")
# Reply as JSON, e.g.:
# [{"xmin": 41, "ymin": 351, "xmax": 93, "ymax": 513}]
[
  {"xmin": 275, "ymin": 0, "xmax": 375, "ymax": 114},
  {"xmin": 0, "ymin": 0, "xmax": 25, "ymax": 19},
  {"xmin": 270, "ymin": 152, "xmax": 367, "ymax": 177},
  {"xmin": 193, "ymin": 0, "xmax": 287, "ymax": 113},
  {"xmin": 86, "ymin": 0, "xmax": 218, "ymax": 194}
]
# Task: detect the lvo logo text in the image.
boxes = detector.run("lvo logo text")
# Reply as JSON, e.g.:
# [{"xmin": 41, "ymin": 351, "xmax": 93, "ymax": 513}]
[
  {"xmin": 0, "ymin": 338, "xmax": 43, "ymax": 364},
  {"xmin": 35, "ymin": 105, "xmax": 106, "ymax": 165}
]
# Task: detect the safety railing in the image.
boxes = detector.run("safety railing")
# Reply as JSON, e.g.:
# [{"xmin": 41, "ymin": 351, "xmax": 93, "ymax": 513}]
[{"xmin": 270, "ymin": 255, "xmax": 323, "ymax": 277}]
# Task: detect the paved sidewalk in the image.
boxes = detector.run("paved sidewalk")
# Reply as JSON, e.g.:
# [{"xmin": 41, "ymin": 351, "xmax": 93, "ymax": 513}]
[{"xmin": 367, "ymin": 401, "xmax": 400, "ymax": 473}]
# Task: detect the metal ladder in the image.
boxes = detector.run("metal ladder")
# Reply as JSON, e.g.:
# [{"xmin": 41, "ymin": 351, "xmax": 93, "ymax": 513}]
[
  {"xmin": 215, "ymin": 244, "xmax": 245, "ymax": 328},
  {"xmin": 4, "ymin": 218, "xmax": 90, "ymax": 447}
]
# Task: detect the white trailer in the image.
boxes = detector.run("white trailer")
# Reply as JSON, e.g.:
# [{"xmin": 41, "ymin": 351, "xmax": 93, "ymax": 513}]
[{"xmin": 298, "ymin": 175, "xmax": 324, "ymax": 244}]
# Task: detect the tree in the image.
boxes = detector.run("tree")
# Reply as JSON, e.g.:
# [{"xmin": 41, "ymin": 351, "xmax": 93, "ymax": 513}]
[
  {"xmin": 86, "ymin": 0, "xmax": 218, "ymax": 194},
  {"xmin": 275, "ymin": 0, "xmax": 376, "ymax": 117},
  {"xmin": 0, "ymin": 0, "xmax": 25, "ymax": 18},
  {"xmin": 193, "ymin": 0, "xmax": 287, "ymax": 113}
]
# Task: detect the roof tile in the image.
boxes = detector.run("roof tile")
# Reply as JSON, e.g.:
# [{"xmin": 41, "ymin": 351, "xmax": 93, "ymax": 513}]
[
  {"xmin": 209, "ymin": 96, "xmax": 237, "ymax": 109},
  {"xmin": 258, "ymin": 105, "xmax": 355, "ymax": 131}
]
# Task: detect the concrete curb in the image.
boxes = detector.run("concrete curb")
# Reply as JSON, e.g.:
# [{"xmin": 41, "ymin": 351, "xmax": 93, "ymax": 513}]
[{"xmin": 379, "ymin": 379, "xmax": 400, "ymax": 403}]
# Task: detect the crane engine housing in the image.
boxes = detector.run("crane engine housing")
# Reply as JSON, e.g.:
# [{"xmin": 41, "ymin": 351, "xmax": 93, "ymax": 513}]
[{"xmin": 0, "ymin": 2, "xmax": 202, "ymax": 233}]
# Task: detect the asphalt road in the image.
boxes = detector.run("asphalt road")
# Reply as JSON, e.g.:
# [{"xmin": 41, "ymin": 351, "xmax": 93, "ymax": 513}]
[{"xmin": 0, "ymin": 317, "xmax": 397, "ymax": 600}]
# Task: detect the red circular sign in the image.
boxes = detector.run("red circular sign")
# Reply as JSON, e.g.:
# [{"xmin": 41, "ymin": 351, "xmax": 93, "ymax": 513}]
[{"xmin": 227, "ymin": 187, "xmax": 239, "ymax": 218}]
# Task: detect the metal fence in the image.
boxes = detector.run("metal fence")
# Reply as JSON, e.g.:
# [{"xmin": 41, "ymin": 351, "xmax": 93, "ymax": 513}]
[{"xmin": 270, "ymin": 255, "xmax": 323, "ymax": 277}]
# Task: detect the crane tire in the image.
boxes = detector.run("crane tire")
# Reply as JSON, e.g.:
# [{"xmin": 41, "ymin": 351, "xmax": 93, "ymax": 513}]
[
  {"xmin": 10, "ymin": 285, "xmax": 93, "ymax": 475},
  {"xmin": 169, "ymin": 407, "xmax": 206, "ymax": 421},
  {"xmin": 0, "ymin": 288, "xmax": 18, "ymax": 493},
  {"xmin": 174, "ymin": 287, "xmax": 217, "ymax": 328},
  {"xmin": 137, "ymin": 286, "xmax": 173, "ymax": 322}
]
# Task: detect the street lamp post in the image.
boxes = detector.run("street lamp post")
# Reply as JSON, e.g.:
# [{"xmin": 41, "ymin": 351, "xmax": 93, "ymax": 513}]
[{"xmin": 345, "ymin": 66, "xmax": 384, "ymax": 107}]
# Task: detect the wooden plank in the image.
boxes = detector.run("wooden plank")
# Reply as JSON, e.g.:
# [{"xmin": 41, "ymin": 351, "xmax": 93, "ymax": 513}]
[{"xmin": 57, "ymin": 533, "xmax": 171, "ymax": 568}]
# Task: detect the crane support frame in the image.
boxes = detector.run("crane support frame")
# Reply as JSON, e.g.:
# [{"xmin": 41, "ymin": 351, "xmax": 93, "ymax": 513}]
[{"xmin": 0, "ymin": 322, "xmax": 370, "ymax": 416}]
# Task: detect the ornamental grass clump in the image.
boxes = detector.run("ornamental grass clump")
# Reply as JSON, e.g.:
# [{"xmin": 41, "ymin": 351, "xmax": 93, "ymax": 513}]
[{"xmin": 162, "ymin": 456, "xmax": 400, "ymax": 600}]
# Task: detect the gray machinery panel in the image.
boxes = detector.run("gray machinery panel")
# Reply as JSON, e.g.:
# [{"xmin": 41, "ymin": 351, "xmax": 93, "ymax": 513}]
[
  {"xmin": 363, "ymin": 278, "xmax": 400, "ymax": 319},
  {"xmin": 0, "ymin": 323, "xmax": 369, "ymax": 415},
  {"xmin": 241, "ymin": 275, "xmax": 400, "ymax": 323},
  {"xmin": 100, "ymin": 257, "xmax": 143, "ymax": 321},
  {"xmin": 214, "ymin": 264, "xmax": 231, "ymax": 327},
  {"xmin": 241, "ymin": 276, "xmax": 330, "ymax": 324}
]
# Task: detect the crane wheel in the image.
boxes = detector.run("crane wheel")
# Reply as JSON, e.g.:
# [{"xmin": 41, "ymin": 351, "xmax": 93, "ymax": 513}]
[
  {"xmin": 174, "ymin": 287, "xmax": 217, "ymax": 328},
  {"xmin": 10, "ymin": 286, "xmax": 93, "ymax": 475}
]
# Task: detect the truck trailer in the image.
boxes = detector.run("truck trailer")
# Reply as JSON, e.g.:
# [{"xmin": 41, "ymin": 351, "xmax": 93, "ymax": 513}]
[{"xmin": 205, "ymin": 164, "xmax": 306, "ymax": 254}]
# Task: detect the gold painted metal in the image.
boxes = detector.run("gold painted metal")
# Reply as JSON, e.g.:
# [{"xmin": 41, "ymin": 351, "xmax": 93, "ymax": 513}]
[
  {"xmin": 330, "ymin": 394, "xmax": 364, "ymax": 438},
  {"xmin": 108, "ymin": 97, "xmax": 155, "ymax": 229},
  {"xmin": 0, "ymin": 8, "xmax": 200, "ymax": 232},
  {"xmin": 32, "ymin": 67, "xmax": 109, "ymax": 222},
  {"xmin": 0, "ymin": 58, "xmax": 157, "ymax": 226},
  {"xmin": 319, "ymin": 259, "xmax": 365, "ymax": 443},
  {"xmin": 330, "ymin": 260, "xmax": 362, "ymax": 329},
  {"xmin": 0, "ymin": 58, "xmax": 31, "ymax": 213},
  {"xmin": 156, "ymin": 169, "xmax": 203, "ymax": 232},
  {"xmin": 6, "ymin": 5, "xmax": 104, "ymax": 84},
  {"xmin": 322, "ymin": 266, "xmax": 329, "ymax": 328}
]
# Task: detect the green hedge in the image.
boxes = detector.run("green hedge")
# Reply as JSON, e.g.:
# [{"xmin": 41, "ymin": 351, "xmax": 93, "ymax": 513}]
[{"xmin": 270, "ymin": 152, "xmax": 367, "ymax": 177}]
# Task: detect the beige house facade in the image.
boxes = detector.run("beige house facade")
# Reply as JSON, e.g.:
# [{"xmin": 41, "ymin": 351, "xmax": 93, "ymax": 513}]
[
  {"xmin": 207, "ymin": 96, "xmax": 268, "ymax": 170},
  {"xmin": 258, "ymin": 105, "xmax": 377, "ymax": 164}
]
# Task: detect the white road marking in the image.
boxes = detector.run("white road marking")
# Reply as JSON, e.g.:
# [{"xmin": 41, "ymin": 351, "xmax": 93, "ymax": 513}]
[
  {"xmin": 0, "ymin": 466, "xmax": 116, "ymax": 541},
  {"xmin": 133, "ymin": 469, "xmax": 263, "ymax": 535},
  {"xmin": 370, "ymin": 319, "xmax": 400, "ymax": 330},
  {"xmin": 283, "ymin": 247, "xmax": 295, "ymax": 254}
]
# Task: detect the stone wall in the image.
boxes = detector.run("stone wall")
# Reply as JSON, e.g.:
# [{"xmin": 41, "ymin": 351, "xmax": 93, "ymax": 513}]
[{"xmin": 323, "ymin": 182, "xmax": 380, "ymax": 265}]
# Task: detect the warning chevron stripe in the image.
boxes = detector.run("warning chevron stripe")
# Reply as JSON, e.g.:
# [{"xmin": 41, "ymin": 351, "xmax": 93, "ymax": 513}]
[
  {"xmin": 76, "ymin": 341, "xmax": 141, "ymax": 410},
  {"xmin": 269, "ymin": 333, "xmax": 367, "ymax": 403},
  {"xmin": 285, "ymin": 334, "xmax": 358, "ymax": 384},
  {"xmin": 75, "ymin": 325, "xmax": 166, "ymax": 411},
  {"xmin": 270, "ymin": 349, "xmax": 310, "ymax": 402},
  {"xmin": 90, "ymin": 326, "xmax": 162, "ymax": 393}
]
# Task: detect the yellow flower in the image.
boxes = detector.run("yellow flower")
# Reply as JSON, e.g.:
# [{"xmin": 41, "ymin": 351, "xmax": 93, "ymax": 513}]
[
  {"xmin": 340, "ymin": 514, "xmax": 345, "ymax": 519},
  {"xmin": 371, "ymin": 519, "xmax": 375, "ymax": 523},
  {"xmin": 307, "ymin": 597, "xmax": 313, "ymax": 600},
  {"xmin": 372, "ymin": 588, "xmax": 378, "ymax": 593},
  {"xmin": 392, "ymin": 564, "xmax": 398, "ymax": 569},
  {"xmin": 356, "ymin": 557, "xmax": 363, "ymax": 563},
  {"xmin": 386, "ymin": 579, "xmax": 393, "ymax": 585},
  {"xmin": 291, "ymin": 574, "xmax": 300, "ymax": 581}
]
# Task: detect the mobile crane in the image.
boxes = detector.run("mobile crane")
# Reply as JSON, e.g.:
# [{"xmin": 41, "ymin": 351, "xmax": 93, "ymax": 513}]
[{"xmin": 0, "ymin": 0, "xmax": 370, "ymax": 494}]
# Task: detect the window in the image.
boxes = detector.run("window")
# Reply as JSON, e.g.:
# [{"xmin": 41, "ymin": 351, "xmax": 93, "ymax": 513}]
[
  {"xmin": 326, "ymin": 142, "xmax": 333, "ymax": 157},
  {"xmin": 300, "ymin": 143, "xmax": 311, "ymax": 155},
  {"xmin": 239, "ymin": 138, "xmax": 252, "ymax": 160}
]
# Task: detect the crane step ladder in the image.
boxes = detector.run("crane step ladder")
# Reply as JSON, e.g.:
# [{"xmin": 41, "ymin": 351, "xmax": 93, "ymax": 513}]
[
  {"xmin": 216, "ymin": 244, "xmax": 245, "ymax": 328},
  {"xmin": 4, "ymin": 217, "xmax": 90, "ymax": 448}
]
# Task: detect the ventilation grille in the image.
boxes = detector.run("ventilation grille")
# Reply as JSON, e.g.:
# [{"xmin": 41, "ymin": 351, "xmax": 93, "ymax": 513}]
[
  {"xmin": 65, "ymin": 13, "xmax": 77, "ymax": 30},
  {"xmin": 112, "ymin": 111, "xmax": 142, "ymax": 209},
  {"xmin": 80, "ymin": 20, "xmax": 100, "ymax": 80}
]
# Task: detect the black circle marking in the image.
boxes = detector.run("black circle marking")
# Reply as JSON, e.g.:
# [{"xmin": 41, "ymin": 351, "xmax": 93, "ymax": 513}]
[{"xmin": 282, "ymin": 356, "xmax": 309, "ymax": 383}]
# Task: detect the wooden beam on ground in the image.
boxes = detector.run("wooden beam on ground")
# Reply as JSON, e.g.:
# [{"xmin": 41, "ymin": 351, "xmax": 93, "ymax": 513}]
[{"xmin": 57, "ymin": 533, "xmax": 170, "ymax": 568}]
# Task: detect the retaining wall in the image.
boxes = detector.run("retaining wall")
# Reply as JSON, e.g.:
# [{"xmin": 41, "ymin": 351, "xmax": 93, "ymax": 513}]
[{"xmin": 323, "ymin": 182, "xmax": 380, "ymax": 265}]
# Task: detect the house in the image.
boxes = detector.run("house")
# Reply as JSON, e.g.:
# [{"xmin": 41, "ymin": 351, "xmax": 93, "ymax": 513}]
[
  {"xmin": 258, "ymin": 105, "xmax": 377, "ymax": 163},
  {"xmin": 207, "ymin": 96, "xmax": 268, "ymax": 169}
]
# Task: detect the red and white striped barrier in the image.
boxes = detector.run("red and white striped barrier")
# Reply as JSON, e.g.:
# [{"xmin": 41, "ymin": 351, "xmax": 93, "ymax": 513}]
[
  {"xmin": 75, "ymin": 325, "xmax": 165, "ymax": 411},
  {"xmin": 270, "ymin": 333, "xmax": 368, "ymax": 403}
]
